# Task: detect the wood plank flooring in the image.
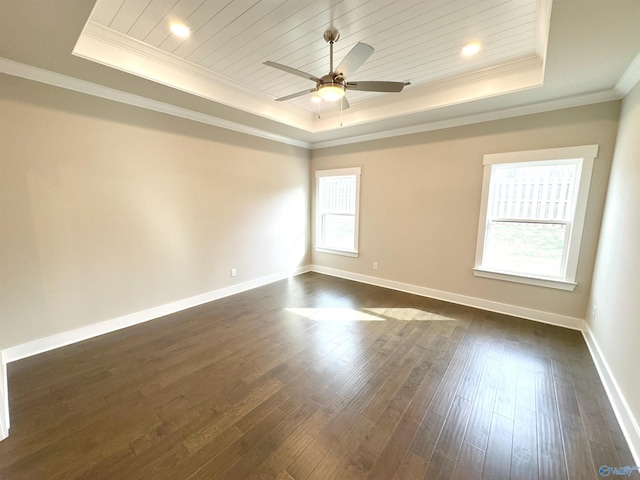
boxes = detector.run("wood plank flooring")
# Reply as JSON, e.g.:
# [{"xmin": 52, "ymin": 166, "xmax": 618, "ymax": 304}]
[{"xmin": 0, "ymin": 272, "xmax": 637, "ymax": 479}]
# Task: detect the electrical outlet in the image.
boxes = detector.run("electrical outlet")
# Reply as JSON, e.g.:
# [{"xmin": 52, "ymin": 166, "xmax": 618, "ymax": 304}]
[
  {"xmin": 373, "ymin": 262, "xmax": 378, "ymax": 270},
  {"xmin": 591, "ymin": 305, "xmax": 597, "ymax": 318},
  {"xmin": 230, "ymin": 268, "xmax": 237, "ymax": 277}
]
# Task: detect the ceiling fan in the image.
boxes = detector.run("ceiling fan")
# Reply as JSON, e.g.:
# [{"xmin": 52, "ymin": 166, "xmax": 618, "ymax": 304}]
[{"xmin": 264, "ymin": 29, "xmax": 409, "ymax": 108}]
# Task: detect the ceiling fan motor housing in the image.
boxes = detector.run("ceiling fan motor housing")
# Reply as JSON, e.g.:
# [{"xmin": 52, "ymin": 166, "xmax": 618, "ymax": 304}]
[{"xmin": 319, "ymin": 74, "xmax": 344, "ymax": 87}]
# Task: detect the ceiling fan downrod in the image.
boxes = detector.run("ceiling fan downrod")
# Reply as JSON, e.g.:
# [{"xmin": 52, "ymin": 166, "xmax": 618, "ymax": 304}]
[{"xmin": 323, "ymin": 29, "xmax": 340, "ymax": 74}]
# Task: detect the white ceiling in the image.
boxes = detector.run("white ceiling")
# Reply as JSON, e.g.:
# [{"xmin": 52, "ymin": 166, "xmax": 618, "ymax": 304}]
[
  {"xmin": 74, "ymin": 0, "xmax": 550, "ymax": 135},
  {"xmin": 87, "ymin": 0, "xmax": 541, "ymax": 112},
  {"xmin": 1, "ymin": 0, "xmax": 639, "ymax": 148}
]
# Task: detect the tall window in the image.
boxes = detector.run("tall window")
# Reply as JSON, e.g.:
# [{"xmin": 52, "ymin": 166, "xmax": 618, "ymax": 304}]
[
  {"xmin": 315, "ymin": 167, "xmax": 361, "ymax": 257},
  {"xmin": 474, "ymin": 145, "xmax": 598, "ymax": 290}
]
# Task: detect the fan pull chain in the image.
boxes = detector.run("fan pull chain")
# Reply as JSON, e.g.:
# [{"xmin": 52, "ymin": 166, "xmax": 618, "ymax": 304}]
[{"xmin": 340, "ymin": 97, "xmax": 343, "ymax": 126}]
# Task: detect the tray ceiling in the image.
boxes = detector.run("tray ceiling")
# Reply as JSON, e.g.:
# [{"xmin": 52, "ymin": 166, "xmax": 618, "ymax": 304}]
[
  {"xmin": 2, "ymin": 0, "xmax": 636, "ymax": 147},
  {"xmin": 74, "ymin": 0, "xmax": 549, "ymax": 133}
]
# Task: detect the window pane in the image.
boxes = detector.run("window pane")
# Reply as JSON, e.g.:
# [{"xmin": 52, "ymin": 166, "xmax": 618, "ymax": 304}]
[
  {"xmin": 317, "ymin": 172, "xmax": 359, "ymax": 253},
  {"xmin": 322, "ymin": 214, "xmax": 355, "ymax": 250},
  {"xmin": 319, "ymin": 176, "xmax": 356, "ymax": 214},
  {"xmin": 484, "ymin": 222, "xmax": 566, "ymax": 277},
  {"xmin": 491, "ymin": 163, "xmax": 577, "ymax": 221}
]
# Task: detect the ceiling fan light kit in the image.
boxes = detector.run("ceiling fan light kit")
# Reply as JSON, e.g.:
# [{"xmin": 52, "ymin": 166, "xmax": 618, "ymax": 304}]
[
  {"xmin": 264, "ymin": 28, "xmax": 408, "ymax": 108},
  {"xmin": 317, "ymin": 82, "xmax": 345, "ymax": 101}
]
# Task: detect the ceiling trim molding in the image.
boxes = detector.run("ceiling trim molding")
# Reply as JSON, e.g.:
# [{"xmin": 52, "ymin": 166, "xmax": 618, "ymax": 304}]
[
  {"xmin": 536, "ymin": 0, "xmax": 553, "ymax": 73},
  {"xmin": 0, "ymin": 57, "xmax": 311, "ymax": 149},
  {"xmin": 615, "ymin": 51, "xmax": 640, "ymax": 97},
  {"xmin": 314, "ymin": 56, "xmax": 544, "ymax": 132},
  {"xmin": 73, "ymin": 21, "xmax": 315, "ymax": 132},
  {"xmin": 73, "ymin": 21, "xmax": 548, "ymax": 136},
  {"xmin": 310, "ymin": 89, "xmax": 621, "ymax": 150},
  {"xmin": 0, "ymin": 57, "xmax": 624, "ymax": 153}
]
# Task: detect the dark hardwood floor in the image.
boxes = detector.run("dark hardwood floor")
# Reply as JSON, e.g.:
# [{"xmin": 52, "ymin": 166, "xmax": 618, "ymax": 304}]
[{"xmin": 0, "ymin": 272, "xmax": 637, "ymax": 479}]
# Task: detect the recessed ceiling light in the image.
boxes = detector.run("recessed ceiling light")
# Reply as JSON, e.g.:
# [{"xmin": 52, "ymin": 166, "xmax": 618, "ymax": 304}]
[
  {"xmin": 170, "ymin": 22, "xmax": 190, "ymax": 38},
  {"xmin": 461, "ymin": 41, "xmax": 481, "ymax": 56}
]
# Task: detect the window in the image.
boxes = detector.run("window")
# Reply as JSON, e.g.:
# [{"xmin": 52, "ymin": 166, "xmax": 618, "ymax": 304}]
[
  {"xmin": 474, "ymin": 145, "xmax": 598, "ymax": 290},
  {"xmin": 315, "ymin": 167, "xmax": 361, "ymax": 257}
]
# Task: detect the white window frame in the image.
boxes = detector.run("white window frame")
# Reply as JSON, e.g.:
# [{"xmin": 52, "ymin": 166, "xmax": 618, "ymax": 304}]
[
  {"xmin": 473, "ymin": 145, "xmax": 598, "ymax": 291},
  {"xmin": 315, "ymin": 167, "xmax": 361, "ymax": 257}
]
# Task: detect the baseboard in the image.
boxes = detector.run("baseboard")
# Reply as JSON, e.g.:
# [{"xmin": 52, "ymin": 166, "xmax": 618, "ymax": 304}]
[
  {"xmin": 0, "ymin": 265, "xmax": 583, "ymax": 364},
  {"xmin": 583, "ymin": 326, "xmax": 640, "ymax": 465},
  {"xmin": 310, "ymin": 265, "xmax": 586, "ymax": 331},
  {"xmin": 307, "ymin": 266, "xmax": 638, "ymax": 463},
  {"xmin": 0, "ymin": 264, "xmax": 589, "ymax": 446},
  {"xmin": 0, "ymin": 351, "xmax": 8, "ymax": 441},
  {"xmin": 0, "ymin": 265, "xmax": 311, "ymax": 442},
  {"xmin": 2, "ymin": 265, "xmax": 311, "ymax": 364},
  {"xmin": 1, "ymin": 265, "xmax": 634, "ymax": 460}
]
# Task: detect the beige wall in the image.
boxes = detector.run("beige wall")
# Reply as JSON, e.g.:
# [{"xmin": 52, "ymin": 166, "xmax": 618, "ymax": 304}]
[
  {"xmin": 588, "ymin": 82, "xmax": 640, "ymax": 446},
  {"xmin": 0, "ymin": 75, "xmax": 310, "ymax": 349},
  {"xmin": 311, "ymin": 102, "xmax": 620, "ymax": 319}
]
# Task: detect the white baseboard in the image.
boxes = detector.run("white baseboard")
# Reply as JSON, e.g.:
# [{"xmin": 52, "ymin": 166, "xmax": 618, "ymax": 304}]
[
  {"xmin": 2, "ymin": 266, "xmax": 635, "ymax": 462},
  {"xmin": 0, "ymin": 351, "xmax": 8, "ymax": 441},
  {"xmin": 583, "ymin": 326, "xmax": 640, "ymax": 465},
  {"xmin": 0, "ymin": 265, "xmax": 611, "ymax": 450},
  {"xmin": 2, "ymin": 265, "xmax": 311, "ymax": 364},
  {"xmin": 310, "ymin": 265, "xmax": 586, "ymax": 330},
  {"xmin": 0, "ymin": 265, "xmax": 584, "ymax": 365},
  {"xmin": 309, "ymin": 265, "xmax": 640, "ymax": 464},
  {"xmin": 0, "ymin": 265, "xmax": 310, "ymax": 442}
]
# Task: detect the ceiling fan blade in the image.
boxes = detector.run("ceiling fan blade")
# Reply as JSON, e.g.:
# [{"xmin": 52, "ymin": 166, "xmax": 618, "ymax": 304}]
[
  {"xmin": 275, "ymin": 89, "xmax": 316, "ymax": 102},
  {"xmin": 346, "ymin": 81, "xmax": 408, "ymax": 92},
  {"xmin": 263, "ymin": 61, "xmax": 321, "ymax": 83},
  {"xmin": 335, "ymin": 42, "xmax": 374, "ymax": 78},
  {"xmin": 340, "ymin": 96, "xmax": 350, "ymax": 110}
]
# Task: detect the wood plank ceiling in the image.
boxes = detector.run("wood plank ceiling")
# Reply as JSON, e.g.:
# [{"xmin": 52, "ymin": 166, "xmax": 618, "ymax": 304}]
[{"xmin": 88, "ymin": 0, "xmax": 540, "ymax": 113}]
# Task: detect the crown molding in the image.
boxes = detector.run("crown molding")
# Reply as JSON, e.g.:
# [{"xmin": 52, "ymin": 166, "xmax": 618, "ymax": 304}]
[
  {"xmin": 310, "ymin": 89, "xmax": 621, "ymax": 150},
  {"xmin": 0, "ymin": 57, "xmax": 626, "ymax": 152},
  {"xmin": 73, "ymin": 21, "xmax": 315, "ymax": 132},
  {"xmin": 310, "ymin": 55, "xmax": 545, "ymax": 132},
  {"xmin": 73, "ymin": 22, "xmax": 553, "ymax": 136},
  {"xmin": 1, "ymin": 57, "xmax": 621, "ymax": 152},
  {"xmin": 615, "ymin": 51, "xmax": 640, "ymax": 97},
  {"xmin": 0, "ymin": 57, "xmax": 311, "ymax": 149}
]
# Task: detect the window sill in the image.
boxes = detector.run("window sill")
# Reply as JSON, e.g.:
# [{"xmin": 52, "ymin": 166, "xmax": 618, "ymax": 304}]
[
  {"xmin": 314, "ymin": 247, "xmax": 359, "ymax": 258},
  {"xmin": 472, "ymin": 268, "xmax": 577, "ymax": 291}
]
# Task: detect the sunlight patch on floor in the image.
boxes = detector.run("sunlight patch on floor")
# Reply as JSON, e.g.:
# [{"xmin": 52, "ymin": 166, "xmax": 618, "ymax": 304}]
[
  {"xmin": 286, "ymin": 307, "xmax": 456, "ymax": 322},
  {"xmin": 362, "ymin": 308, "xmax": 456, "ymax": 321},
  {"xmin": 286, "ymin": 308, "xmax": 384, "ymax": 322}
]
